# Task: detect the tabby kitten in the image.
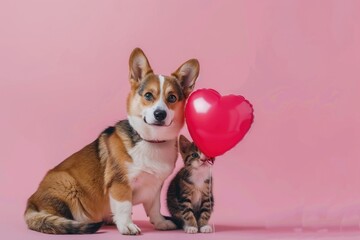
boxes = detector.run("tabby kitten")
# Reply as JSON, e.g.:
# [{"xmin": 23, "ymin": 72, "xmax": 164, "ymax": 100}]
[{"xmin": 167, "ymin": 135, "xmax": 214, "ymax": 234}]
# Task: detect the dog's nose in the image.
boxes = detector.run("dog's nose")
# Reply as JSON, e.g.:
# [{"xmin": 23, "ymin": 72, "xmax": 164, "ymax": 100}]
[{"xmin": 154, "ymin": 110, "xmax": 167, "ymax": 121}]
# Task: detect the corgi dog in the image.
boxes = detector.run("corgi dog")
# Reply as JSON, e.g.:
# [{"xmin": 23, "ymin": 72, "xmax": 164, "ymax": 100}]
[{"xmin": 24, "ymin": 48, "xmax": 199, "ymax": 235}]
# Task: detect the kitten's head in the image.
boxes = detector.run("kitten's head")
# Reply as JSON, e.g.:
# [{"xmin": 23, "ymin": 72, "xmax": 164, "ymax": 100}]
[{"xmin": 179, "ymin": 135, "xmax": 214, "ymax": 169}]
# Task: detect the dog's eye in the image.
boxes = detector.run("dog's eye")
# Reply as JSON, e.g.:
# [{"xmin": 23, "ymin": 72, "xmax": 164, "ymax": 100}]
[
  {"xmin": 144, "ymin": 92, "xmax": 153, "ymax": 101},
  {"xmin": 167, "ymin": 94, "xmax": 177, "ymax": 103},
  {"xmin": 191, "ymin": 152, "xmax": 199, "ymax": 158}
]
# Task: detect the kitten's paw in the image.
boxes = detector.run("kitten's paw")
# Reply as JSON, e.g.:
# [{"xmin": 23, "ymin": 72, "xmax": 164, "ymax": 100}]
[
  {"xmin": 200, "ymin": 224, "xmax": 213, "ymax": 233},
  {"xmin": 116, "ymin": 222, "xmax": 141, "ymax": 235},
  {"xmin": 155, "ymin": 220, "xmax": 177, "ymax": 230},
  {"xmin": 184, "ymin": 225, "xmax": 198, "ymax": 234}
]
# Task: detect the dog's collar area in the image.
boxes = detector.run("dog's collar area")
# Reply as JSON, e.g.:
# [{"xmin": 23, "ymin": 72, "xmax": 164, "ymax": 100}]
[
  {"xmin": 143, "ymin": 139, "xmax": 167, "ymax": 144},
  {"xmin": 127, "ymin": 121, "xmax": 167, "ymax": 144}
]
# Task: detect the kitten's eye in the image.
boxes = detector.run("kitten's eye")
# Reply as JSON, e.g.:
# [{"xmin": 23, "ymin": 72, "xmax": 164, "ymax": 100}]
[
  {"xmin": 191, "ymin": 152, "xmax": 199, "ymax": 158},
  {"xmin": 144, "ymin": 92, "xmax": 153, "ymax": 101},
  {"xmin": 167, "ymin": 94, "xmax": 177, "ymax": 103}
]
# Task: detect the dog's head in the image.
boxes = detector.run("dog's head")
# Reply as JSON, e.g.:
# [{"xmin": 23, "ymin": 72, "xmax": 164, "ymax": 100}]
[{"xmin": 127, "ymin": 48, "xmax": 199, "ymax": 141}]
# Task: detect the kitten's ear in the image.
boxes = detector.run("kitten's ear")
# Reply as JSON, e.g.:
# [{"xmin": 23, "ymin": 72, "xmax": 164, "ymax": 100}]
[
  {"xmin": 179, "ymin": 135, "xmax": 192, "ymax": 154},
  {"xmin": 172, "ymin": 59, "xmax": 199, "ymax": 98},
  {"xmin": 129, "ymin": 48, "xmax": 153, "ymax": 85}
]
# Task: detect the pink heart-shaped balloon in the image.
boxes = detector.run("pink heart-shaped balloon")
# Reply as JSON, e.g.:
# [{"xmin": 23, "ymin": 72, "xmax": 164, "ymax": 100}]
[{"xmin": 185, "ymin": 89, "xmax": 254, "ymax": 157}]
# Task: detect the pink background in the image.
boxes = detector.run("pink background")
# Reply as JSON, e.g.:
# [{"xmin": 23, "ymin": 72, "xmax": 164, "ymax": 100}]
[{"xmin": 1, "ymin": 0, "xmax": 360, "ymax": 239}]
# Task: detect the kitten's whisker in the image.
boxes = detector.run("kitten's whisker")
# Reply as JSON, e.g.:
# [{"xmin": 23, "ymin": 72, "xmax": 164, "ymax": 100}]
[{"xmin": 201, "ymin": 157, "xmax": 215, "ymax": 165}]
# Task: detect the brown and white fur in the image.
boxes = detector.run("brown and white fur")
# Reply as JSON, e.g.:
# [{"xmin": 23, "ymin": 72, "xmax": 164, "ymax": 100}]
[{"xmin": 24, "ymin": 48, "xmax": 199, "ymax": 235}]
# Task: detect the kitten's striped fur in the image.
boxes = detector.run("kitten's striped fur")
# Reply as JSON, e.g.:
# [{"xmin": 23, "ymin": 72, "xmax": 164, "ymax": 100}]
[{"xmin": 167, "ymin": 135, "xmax": 214, "ymax": 234}]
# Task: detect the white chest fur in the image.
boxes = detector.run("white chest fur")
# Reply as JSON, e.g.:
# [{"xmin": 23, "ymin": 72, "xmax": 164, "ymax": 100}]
[
  {"xmin": 190, "ymin": 166, "xmax": 211, "ymax": 207},
  {"xmin": 127, "ymin": 139, "xmax": 178, "ymax": 204},
  {"xmin": 190, "ymin": 166, "xmax": 211, "ymax": 188}
]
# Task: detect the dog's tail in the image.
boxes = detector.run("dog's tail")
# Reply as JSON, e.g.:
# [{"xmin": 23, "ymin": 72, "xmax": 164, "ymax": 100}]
[{"xmin": 24, "ymin": 202, "xmax": 103, "ymax": 234}]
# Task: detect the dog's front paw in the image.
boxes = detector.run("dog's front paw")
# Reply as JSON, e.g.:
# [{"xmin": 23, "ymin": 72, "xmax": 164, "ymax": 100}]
[
  {"xmin": 184, "ymin": 225, "xmax": 198, "ymax": 234},
  {"xmin": 116, "ymin": 222, "xmax": 141, "ymax": 235},
  {"xmin": 154, "ymin": 219, "xmax": 177, "ymax": 230},
  {"xmin": 200, "ymin": 224, "xmax": 213, "ymax": 233}
]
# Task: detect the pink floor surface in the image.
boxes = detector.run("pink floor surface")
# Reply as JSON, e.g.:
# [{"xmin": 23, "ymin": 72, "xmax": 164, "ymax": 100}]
[{"xmin": 3, "ymin": 219, "xmax": 360, "ymax": 240}]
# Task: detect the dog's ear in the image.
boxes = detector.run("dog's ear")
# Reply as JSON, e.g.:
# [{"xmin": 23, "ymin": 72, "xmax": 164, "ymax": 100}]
[
  {"xmin": 172, "ymin": 59, "xmax": 199, "ymax": 98},
  {"xmin": 129, "ymin": 48, "xmax": 153, "ymax": 84},
  {"xmin": 179, "ymin": 135, "xmax": 192, "ymax": 155}
]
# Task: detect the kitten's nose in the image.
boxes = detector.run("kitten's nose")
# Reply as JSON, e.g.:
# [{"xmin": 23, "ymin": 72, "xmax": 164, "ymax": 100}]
[{"xmin": 154, "ymin": 110, "xmax": 167, "ymax": 121}]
